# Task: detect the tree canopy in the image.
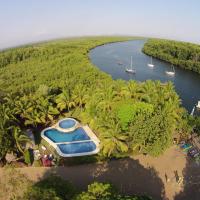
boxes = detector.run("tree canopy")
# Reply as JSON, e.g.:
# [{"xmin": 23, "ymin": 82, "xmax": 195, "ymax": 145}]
[
  {"xmin": 142, "ymin": 38, "xmax": 200, "ymax": 74},
  {"xmin": 0, "ymin": 37, "xmax": 192, "ymax": 162}
]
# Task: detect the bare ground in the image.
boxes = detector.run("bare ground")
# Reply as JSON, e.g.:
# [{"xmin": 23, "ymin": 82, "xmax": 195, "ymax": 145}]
[{"xmin": 0, "ymin": 145, "xmax": 199, "ymax": 200}]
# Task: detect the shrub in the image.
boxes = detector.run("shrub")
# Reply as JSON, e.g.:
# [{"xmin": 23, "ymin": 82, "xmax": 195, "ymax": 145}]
[{"xmin": 24, "ymin": 149, "xmax": 34, "ymax": 165}]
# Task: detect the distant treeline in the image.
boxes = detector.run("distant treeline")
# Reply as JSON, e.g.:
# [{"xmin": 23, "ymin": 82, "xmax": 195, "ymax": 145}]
[
  {"xmin": 0, "ymin": 46, "xmax": 57, "ymax": 68},
  {"xmin": 142, "ymin": 39, "xmax": 200, "ymax": 74}
]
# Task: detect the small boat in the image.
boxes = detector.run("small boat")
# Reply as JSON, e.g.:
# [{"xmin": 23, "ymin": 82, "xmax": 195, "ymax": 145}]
[
  {"xmin": 125, "ymin": 56, "xmax": 136, "ymax": 74},
  {"xmin": 117, "ymin": 60, "xmax": 123, "ymax": 65},
  {"xmin": 147, "ymin": 56, "xmax": 154, "ymax": 68},
  {"xmin": 190, "ymin": 101, "xmax": 200, "ymax": 116},
  {"xmin": 165, "ymin": 65, "xmax": 175, "ymax": 76},
  {"xmin": 190, "ymin": 106, "xmax": 195, "ymax": 116},
  {"xmin": 197, "ymin": 101, "xmax": 200, "ymax": 109}
]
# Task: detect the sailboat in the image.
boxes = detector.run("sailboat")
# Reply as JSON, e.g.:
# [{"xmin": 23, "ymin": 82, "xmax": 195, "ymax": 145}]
[
  {"xmin": 197, "ymin": 101, "xmax": 200, "ymax": 109},
  {"xmin": 147, "ymin": 56, "xmax": 154, "ymax": 68},
  {"xmin": 165, "ymin": 64, "xmax": 175, "ymax": 76},
  {"xmin": 191, "ymin": 101, "xmax": 200, "ymax": 116},
  {"xmin": 125, "ymin": 56, "xmax": 136, "ymax": 74},
  {"xmin": 117, "ymin": 60, "xmax": 123, "ymax": 65}
]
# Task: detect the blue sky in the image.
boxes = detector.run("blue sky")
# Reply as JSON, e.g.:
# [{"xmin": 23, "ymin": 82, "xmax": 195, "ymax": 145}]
[{"xmin": 0, "ymin": 0, "xmax": 199, "ymax": 48}]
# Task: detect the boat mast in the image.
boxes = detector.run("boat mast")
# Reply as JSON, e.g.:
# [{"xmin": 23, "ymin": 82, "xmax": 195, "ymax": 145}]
[{"xmin": 131, "ymin": 56, "xmax": 133, "ymax": 70}]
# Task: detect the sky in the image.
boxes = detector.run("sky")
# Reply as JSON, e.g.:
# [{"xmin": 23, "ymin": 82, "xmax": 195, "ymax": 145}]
[{"xmin": 0, "ymin": 0, "xmax": 200, "ymax": 49}]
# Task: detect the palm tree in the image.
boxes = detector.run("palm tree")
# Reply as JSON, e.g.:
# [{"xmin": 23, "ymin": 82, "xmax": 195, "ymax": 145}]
[
  {"xmin": 96, "ymin": 87, "xmax": 117, "ymax": 113},
  {"xmin": 113, "ymin": 80, "xmax": 129, "ymax": 100},
  {"xmin": 100, "ymin": 122, "xmax": 128, "ymax": 157},
  {"xmin": 13, "ymin": 96, "xmax": 33, "ymax": 119},
  {"xmin": 55, "ymin": 90, "xmax": 75, "ymax": 112},
  {"xmin": 72, "ymin": 84, "xmax": 87, "ymax": 110},
  {"xmin": 13, "ymin": 127, "xmax": 31, "ymax": 154},
  {"xmin": 36, "ymin": 97, "xmax": 59, "ymax": 125},
  {"xmin": 126, "ymin": 80, "xmax": 138, "ymax": 99},
  {"xmin": 0, "ymin": 104, "xmax": 16, "ymax": 128},
  {"xmin": 137, "ymin": 80, "xmax": 157, "ymax": 103}
]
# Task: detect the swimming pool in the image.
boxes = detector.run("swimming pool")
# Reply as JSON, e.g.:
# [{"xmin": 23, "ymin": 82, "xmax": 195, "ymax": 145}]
[
  {"xmin": 44, "ymin": 127, "xmax": 90, "ymax": 143},
  {"xmin": 55, "ymin": 118, "xmax": 78, "ymax": 133},
  {"xmin": 58, "ymin": 141, "xmax": 97, "ymax": 154},
  {"xmin": 41, "ymin": 118, "xmax": 100, "ymax": 157},
  {"xmin": 58, "ymin": 118, "xmax": 77, "ymax": 129}
]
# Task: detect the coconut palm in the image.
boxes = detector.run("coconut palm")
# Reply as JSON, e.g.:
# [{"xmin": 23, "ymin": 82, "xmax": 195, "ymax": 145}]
[
  {"xmin": 35, "ymin": 97, "xmax": 60, "ymax": 125},
  {"xmin": 126, "ymin": 80, "xmax": 138, "ymax": 99},
  {"xmin": 96, "ymin": 87, "xmax": 117, "ymax": 113},
  {"xmin": 0, "ymin": 104, "xmax": 17, "ymax": 160},
  {"xmin": 100, "ymin": 122, "xmax": 128, "ymax": 157},
  {"xmin": 72, "ymin": 84, "xmax": 87, "ymax": 110},
  {"xmin": 13, "ymin": 127, "xmax": 31, "ymax": 154},
  {"xmin": 55, "ymin": 90, "xmax": 75, "ymax": 112}
]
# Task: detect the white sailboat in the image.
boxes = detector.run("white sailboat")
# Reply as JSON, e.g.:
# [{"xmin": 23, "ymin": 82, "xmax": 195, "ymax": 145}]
[
  {"xmin": 125, "ymin": 56, "xmax": 136, "ymax": 74},
  {"xmin": 197, "ymin": 101, "xmax": 200, "ymax": 109},
  {"xmin": 165, "ymin": 64, "xmax": 175, "ymax": 76},
  {"xmin": 147, "ymin": 56, "xmax": 154, "ymax": 67},
  {"xmin": 117, "ymin": 60, "xmax": 123, "ymax": 65},
  {"xmin": 190, "ymin": 106, "xmax": 195, "ymax": 116},
  {"xmin": 191, "ymin": 101, "xmax": 200, "ymax": 116}
]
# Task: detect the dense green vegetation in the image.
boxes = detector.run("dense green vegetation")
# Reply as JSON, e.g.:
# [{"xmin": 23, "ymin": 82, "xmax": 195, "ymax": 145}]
[
  {"xmin": 142, "ymin": 38, "xmax": 200, "ymax": 74},
  {"xmin": 0, "ymin": 37, "xmax": 192, "ymax": 163},
  {"xmin": 0, "ymin": 168, "xmax": 153, "ymax": 200}
]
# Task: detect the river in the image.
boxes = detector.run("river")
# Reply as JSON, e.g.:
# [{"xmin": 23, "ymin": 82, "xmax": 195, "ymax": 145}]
[{"xmin": 89, "ymin": 40, "xmax": 200, "ymax": 112}]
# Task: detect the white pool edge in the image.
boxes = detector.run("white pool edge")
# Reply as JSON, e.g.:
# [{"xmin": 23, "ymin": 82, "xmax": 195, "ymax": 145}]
[{"xmin": 53, "ymin": 117, "xmax": 79, "ymax": 133}]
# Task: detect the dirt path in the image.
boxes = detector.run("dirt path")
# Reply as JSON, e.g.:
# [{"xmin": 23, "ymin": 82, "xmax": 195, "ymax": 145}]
[{"xmin": 1, "ymin": 146, "xmax": 199, "ymax": 200}]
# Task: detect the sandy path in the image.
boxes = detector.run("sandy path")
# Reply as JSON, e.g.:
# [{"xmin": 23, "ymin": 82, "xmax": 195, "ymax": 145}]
[{"xmin": 1, "ymin": 146, "xmax": 199, "ymax": 200}]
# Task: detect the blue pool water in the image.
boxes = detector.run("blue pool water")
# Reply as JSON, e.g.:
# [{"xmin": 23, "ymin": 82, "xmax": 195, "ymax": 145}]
[
  {"xmin": 44, "ymin": 128, "xmax": 90, "ymax": 143},
  {"xmin": 59, "ymin": 119, "xmax": 76, "ymax": 129},
  {"xmin": 58, "ymin": 141, "xmax": 96, "ymax": 154}
]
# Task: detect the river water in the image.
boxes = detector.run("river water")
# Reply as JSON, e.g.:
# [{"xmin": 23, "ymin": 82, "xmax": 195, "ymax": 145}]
[{"xmin": 89, "ymin": 40, "xmax": 200, "ymax": 112}]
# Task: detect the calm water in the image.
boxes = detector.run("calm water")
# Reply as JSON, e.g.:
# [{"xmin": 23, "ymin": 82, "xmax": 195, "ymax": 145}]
[
  {"xmin": 58, "ymin": 141, "xmax": 96, "ymax": 154},
  {"xmin": 44, "ymin": 128, "xmax": 90, "ymax": 143},
  {"xmin": 89, "ymin": 40, "xmax": 200, "ymax": 112}
]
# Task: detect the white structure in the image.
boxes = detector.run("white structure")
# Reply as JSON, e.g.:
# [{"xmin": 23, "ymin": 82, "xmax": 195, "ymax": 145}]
[
  {"xmin": 53, "ymin": 118, "xmax": 79, "ymax": 133},
  {"xmin": 126, "ymin": 56, "xmax": 136, "ymax": 74},
  {"xmin": 165, "ymin": 65, "xmax": 175, "ymax": 76},
  {"xmin": 41, "ymin": 118, "xmax": 100, "ymax": 157},
  {"xmin": 197, "ymin": 101, "xmax": 200, "ymax": 109},
  {"xmin": 147, "ymin": 56, "xmax": 154, "ymax": 68}
]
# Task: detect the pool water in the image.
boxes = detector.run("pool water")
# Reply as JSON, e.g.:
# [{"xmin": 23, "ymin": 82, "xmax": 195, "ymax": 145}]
[
  {"xmin": 44, "ymin": 127, "xmax": 90, "ymax": 143},
  {"xmin": 58, "ymin": 141, "xmax": 96, "ymax": 154},
  {"xmin": 59, "ymin": 119, "xmax": 76, "ymax": 129}
]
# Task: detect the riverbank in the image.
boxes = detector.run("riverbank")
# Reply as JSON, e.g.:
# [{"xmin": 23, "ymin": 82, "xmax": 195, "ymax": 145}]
[{"xmin": 142, "ymin": 38, "xmax": 200, "ymax": 75}]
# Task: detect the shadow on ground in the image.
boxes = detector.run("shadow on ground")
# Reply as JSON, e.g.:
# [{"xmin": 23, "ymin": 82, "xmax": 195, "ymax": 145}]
[
  {"xmin": 174, "ymin": 157, "xmax": 200, "ymax": 200},
  {"xmin": 41, "ymin": 158, "xmax": 166, "ymax": 200}
]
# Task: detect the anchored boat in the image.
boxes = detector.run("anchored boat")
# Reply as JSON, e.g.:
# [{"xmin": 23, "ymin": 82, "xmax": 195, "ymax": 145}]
[
  {"xmin": 197, "ymin": 101, "xmax": 200, "ymax": 109},
  {"xmin": 190, "ymin": 101, "xmax": 200, "ymax": 116},
  {"xmin": 125, "ymin": 56, "xmax": 136, "ymax": 74},
  {"xmin": 147, "ymin": 56, "xmax": 154, "ymax": 68},
  {"xmin": 165, "ymin": 64, "xmax": 175, "ymax": 76},
  {"xmin": 117, "ymin": 60, "xmax": 123, "ymax": 65}
]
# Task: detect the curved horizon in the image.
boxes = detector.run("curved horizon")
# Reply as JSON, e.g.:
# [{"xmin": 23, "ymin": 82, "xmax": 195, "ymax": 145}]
[{"xmin": 1, "ymin": 35, "xmax": 200, "ymax": 52}]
